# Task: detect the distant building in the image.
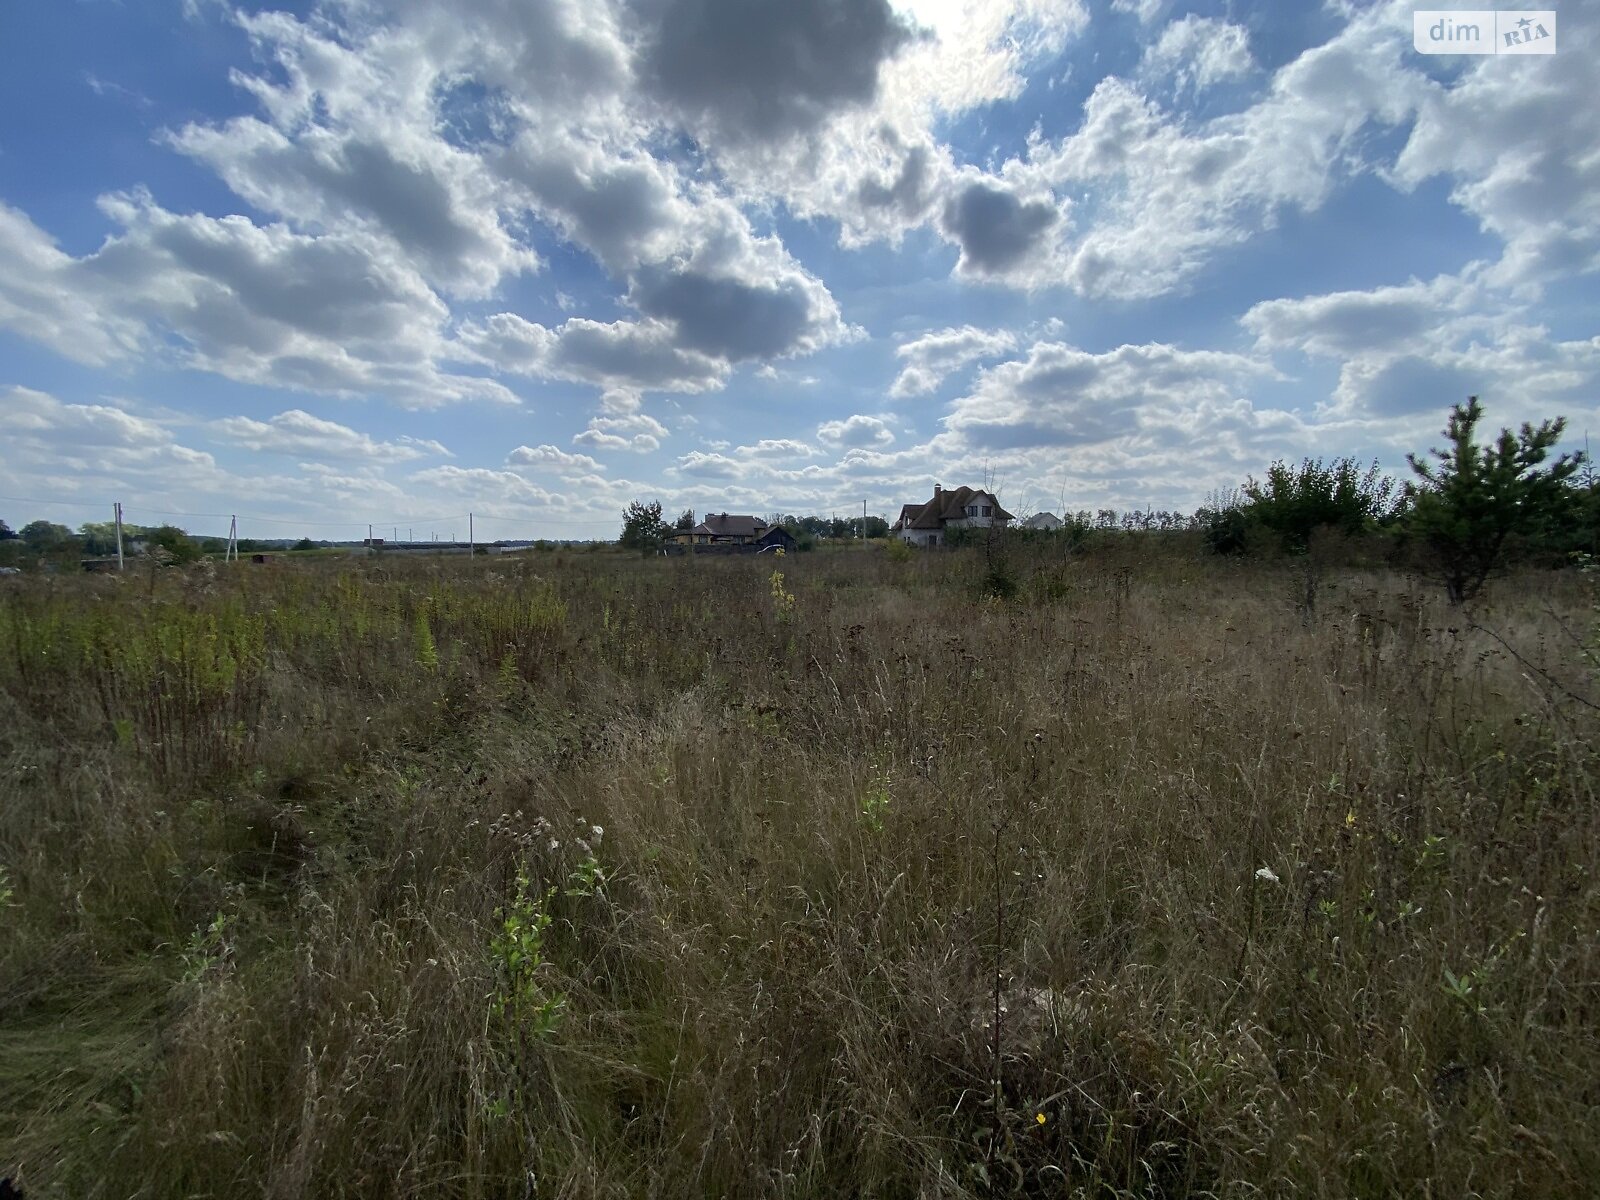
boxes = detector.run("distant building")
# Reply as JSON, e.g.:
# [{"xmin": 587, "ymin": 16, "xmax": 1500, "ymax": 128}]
[
  {"xmin": 663, "ymin": 512, "xmax": 803, "ymax": 555},
  {"xmin": 1022, "ymin": 512, "xmax": 1063, "ymax": 531},
  {"xmin": 755, "ymin": 525, "xmax": 798, "ymax": 553},
  {"xmin": 890, "ymin": 484, "xmax": 1013, "ymax": 547},
  {"xmin": 674, "ymin": 512, "xmax": 771, "ymax": 546}
]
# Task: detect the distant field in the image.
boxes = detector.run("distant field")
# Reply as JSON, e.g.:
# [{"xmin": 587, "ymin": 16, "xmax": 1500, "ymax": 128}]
[{"xmin": 2, "ymin": 543, "xmax": 1596, "ymax": 1197}]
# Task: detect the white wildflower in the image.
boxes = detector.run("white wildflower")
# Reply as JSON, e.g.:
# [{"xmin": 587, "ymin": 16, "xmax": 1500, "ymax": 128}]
[{"xmin": 1255, "ymin": 867, "xmax": 1280, "ymax": 884}]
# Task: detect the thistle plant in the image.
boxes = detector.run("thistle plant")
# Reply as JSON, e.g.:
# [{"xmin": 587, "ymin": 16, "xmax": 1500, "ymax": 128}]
[{"xmin": 565, "ymin": 823, "xmax": 606, "ymax": 897}]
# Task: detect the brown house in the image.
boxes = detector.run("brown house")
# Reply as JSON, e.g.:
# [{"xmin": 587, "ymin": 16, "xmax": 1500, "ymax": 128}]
[
  {"xmin": 890, "ymin": 484, "xmax": 1013, "ymax": 547},
  {"xmin": 673, "ymin": 512, "xmax": 770, "ymax": 546}
]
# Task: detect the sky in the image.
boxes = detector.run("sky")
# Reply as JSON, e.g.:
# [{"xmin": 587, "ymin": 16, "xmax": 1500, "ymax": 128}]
[{"xmin": 0, "ymin": 0, "xmax": 1596, "ymax": 542}]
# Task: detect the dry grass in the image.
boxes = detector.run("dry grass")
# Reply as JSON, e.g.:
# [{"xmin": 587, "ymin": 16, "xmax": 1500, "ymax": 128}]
[{"xmin": 1, "ymin": 541, "xmax": 1597, "ymax": 1197}]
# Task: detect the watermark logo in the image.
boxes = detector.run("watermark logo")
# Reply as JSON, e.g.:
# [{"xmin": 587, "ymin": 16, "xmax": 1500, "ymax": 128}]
[{"xmin": 1414, "ymin": 10, "xmax": 1556, "ymax": 54}]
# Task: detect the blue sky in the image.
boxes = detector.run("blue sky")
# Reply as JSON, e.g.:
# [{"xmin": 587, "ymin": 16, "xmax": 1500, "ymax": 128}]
[{"xmin": 1, "ymin": 0, "xmax": 1595, "ymax": 540}]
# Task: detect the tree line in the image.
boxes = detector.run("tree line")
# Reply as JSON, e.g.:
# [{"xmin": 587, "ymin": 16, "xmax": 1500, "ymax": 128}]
[
  {"xmin": 0, "ymin": 520, "xmax": 213, "ymax": 566},
  {"xmin": 623, "ymin": 398, "xmax": 1596, "ymax": 603},
  {"xmin": 0, "ymin": 521, "xmax": 327, "ymax": 568},
  {"xmin": 1197, "ymin": 397, "xmax": 1592, "ymax": 602},
  {"xmin": 619, "ymin": 503, "xmax": 889, "ymax": 553}
]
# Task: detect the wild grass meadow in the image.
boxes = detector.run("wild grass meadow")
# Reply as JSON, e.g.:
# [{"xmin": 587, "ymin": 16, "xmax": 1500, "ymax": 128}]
[{"xmin": 2, "ymin": 540, "xmax": 1597, "ymax": 1197}]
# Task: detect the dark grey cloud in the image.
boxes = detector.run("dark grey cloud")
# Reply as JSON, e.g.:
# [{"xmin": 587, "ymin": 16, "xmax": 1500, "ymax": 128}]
[
  {"xmin": 85, "ymin": 201, "xmax": 439, "ymax": 347},
  {"xmin": 7, "ymin": 193, "xmax": 513, "ymax": 407},
  {"xmin": 636, "ymin": 0, "xmax": 913, "ymax": 142},
  {"xmin": 941, "ymin": 182, "xmax": 1059, "ymax": 276},
  {"xmin": 311, "ymin": 141, "xmax": 478, "ymax": 263},
  {"xmin": 631, "ymin": 268, "xmax": 816, "ymax": 361},
  {"xmin": 552, "ymin": 318, "xmax": 728, "ymax": 391},
  {"xmin": 170, "ymin": 121, "xmax": 531, "ymax": 297},
  {"xmin": 858, "ymin": 145, "xmax": 932, "ymax": 216},
  {"xmin": 1348, "ymin": 356, "xmax": 1482, "ymax": 417},
  {"xmin": 454, "ymin": 313, "xmax": 729, "ymax": 393},
  {"xmin": 505, "ymin": 141, "xmax": 680, "ymax": 271}
]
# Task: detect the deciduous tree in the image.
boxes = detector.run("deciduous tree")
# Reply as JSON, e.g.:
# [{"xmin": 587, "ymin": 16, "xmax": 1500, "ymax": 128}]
[
  {"xmin": 619, "ymin": 500, "xmax": 670, "ymax": 555},
  {"xmin": 1244, "ymin": 457, "xmax": 1398, "ymax": 553},
  {"xmin": 19, "ymin": 520, "xmax": 74, "ymax": 550}
]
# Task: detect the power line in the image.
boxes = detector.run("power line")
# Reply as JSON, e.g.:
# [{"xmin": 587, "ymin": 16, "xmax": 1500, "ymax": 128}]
[
  {"xmin": 0, "ymin": 493, "xmax": 116, "ymax": 511},
  {"xmin": 132, "ymin": 507, "xmax": 470, "ymax": 527}
]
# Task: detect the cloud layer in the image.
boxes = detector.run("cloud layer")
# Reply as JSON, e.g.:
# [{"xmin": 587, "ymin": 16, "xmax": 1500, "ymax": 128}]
[{"xmin": 0, "ymin": 0, "xmax": 1596, "ymax": 533}]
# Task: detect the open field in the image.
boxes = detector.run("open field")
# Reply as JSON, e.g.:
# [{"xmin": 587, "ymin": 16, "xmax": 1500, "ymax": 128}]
[{"xmin": 2, "ymin": 543, "xmax": 1597, "ymax": 1198}]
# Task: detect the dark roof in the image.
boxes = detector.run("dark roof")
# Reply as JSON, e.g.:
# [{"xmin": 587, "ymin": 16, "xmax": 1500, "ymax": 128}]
[
  {"xmin": 756, "ymin": 525, "xmax": 796, "ymax": 546},
  {"xmin": 891, "ymin": 503, "xmax": 921, "ymax": 532},
  {"xmin": 697, "ymin": 512, "xmax": 768, "ymax": 539},
  {"xmin": 896, "ymin": 486, "xmax": 1013, "ymax": 530}
]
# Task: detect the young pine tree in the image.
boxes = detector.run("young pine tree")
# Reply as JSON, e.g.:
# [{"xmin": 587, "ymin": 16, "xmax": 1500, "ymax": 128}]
[{"xmin": 1405, "ymin": 397, "xmax": 1583, "ymax": 603}]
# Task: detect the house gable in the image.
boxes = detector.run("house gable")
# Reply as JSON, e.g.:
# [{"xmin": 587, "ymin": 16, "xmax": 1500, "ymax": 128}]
[{"xmin": 891, "ymin": 484, "xmax": 1013, "ymax": 543}]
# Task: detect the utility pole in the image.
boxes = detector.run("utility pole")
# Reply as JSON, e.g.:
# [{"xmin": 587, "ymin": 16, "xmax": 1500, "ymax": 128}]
[
  {"xmin": 114, "ymin": 501, "xmax": 125, "ymax": 571},
  {"xmin": 862, "ymin": 499, "xmax": 867, "ymax": 541},
  {"xmin": 469, "ymin": 512, "xmax": 474, "ymax": 556},
  {"xmin": 368, "ymin": 523, "xmax": 373, "ymax": 547},
  {"xmin": 227, "ymin": 515, "xmax": 238, "ymax": 563}
]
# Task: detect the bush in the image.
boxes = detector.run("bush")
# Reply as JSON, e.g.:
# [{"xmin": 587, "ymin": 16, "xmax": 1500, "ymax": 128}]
[
  {"xmin": 1244, "ymin": 457, "xmax": 1398, "ymax": 553},
  {"xmin": 1200, "ymin": 505, "xmax": 1249, "ymax": 556},
  {"xmin": 981, "ymin": 562, "xmax": 1018, "ymax": 599}
]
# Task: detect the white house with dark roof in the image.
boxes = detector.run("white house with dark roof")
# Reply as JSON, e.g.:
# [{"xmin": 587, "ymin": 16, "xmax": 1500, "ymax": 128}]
[{"xmin": 889, "ymin": 484, "xmax": 1013, "ymax": 547}]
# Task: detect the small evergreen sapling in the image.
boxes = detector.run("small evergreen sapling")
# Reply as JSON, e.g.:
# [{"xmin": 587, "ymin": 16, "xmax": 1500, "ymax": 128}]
[{"xmin": 1405, "ymin": 396, "xmax": 1583, "ymax": 603}]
